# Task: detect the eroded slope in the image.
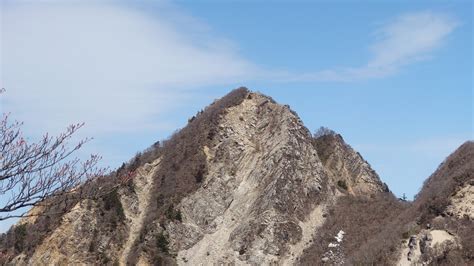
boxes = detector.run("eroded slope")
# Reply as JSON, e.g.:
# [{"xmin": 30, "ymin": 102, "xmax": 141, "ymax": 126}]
[{"xmin": 2, "ymin": 88, "xmax": 470, "ymax": 266}]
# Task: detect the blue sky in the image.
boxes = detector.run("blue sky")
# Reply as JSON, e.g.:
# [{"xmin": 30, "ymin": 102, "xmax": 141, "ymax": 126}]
[{"xmin": 0, "ymin": 0, "xmax": 472, "ymax": 230}]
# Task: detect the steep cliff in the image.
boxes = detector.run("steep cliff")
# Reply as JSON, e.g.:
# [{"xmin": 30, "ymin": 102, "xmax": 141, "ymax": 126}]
[
  {"xmin": 0, "ymin": 88, "xmax": 470, "ymax": 265},
  {"xmin": 313, "ymin": 131, "xmax": 389, "ymax": 196}
]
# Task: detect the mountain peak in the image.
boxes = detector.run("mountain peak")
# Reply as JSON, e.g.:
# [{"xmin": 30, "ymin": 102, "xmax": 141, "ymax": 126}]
[
  {"xmin": 2, "ymin": 88, "xmax": 470, "ymax": 265},
  {"xmin": 313, "ymin": 128, "xmax": 388, "ymax": 195}
]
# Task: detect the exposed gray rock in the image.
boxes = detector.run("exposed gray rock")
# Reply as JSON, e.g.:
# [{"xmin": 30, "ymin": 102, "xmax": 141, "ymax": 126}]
[
  {"xmin": 172, "ymin": 93, "xmax": 330, "ymax": 265},
  {"xmin": 8, "ymin": 89, "xmax": 469, "ymax": 266},
  {"xmin": 313, "ymin": 133, "xmax": 387, "ymax": 196}
]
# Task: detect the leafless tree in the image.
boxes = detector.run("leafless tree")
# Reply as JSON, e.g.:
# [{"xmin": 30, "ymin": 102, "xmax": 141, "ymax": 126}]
[
  {"xmin": 0, "ymin": 88, "xmax": 107, "ymax": 220},
  {"xmin": 314, "ymin": 126, "xmax": 337, "ymax": 138}
]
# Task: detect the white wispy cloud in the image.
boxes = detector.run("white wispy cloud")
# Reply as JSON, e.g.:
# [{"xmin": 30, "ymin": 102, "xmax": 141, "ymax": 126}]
[
  {"xmin": 369, "ymin": 11, "xmax": 458, "ymax": 68},
  {"xmin": 1, "ymin": 1, "xmax": 258, "ymax": 230},
  {"xmin": 283, "ymin": 11, "xmax": 459, "ymax": 82},
  {"xmin": 1, "ymin": 1, "xmax": 259, "ymax": 136},
  {"xmin": 0, "ymin": 3, "xmax": 460, "ymax": 149},
  {"xmin": 0, "ymin": 3, "xmax": 462, "ymax": 232}
]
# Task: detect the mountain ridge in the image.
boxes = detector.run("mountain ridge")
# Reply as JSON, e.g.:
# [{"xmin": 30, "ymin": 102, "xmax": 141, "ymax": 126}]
[{"xmin": 0, "ymin": 88, "xmax": 471, "ymax": 265}]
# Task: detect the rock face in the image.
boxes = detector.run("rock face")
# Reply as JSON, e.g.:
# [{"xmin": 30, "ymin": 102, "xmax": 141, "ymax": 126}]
[
  {"xmin": 0, "ymin": 88, "xmax": 471, "ymax": 265},
  {"xmin": 313, "ymin": 132, "xmax": 388, "ymax": 196},
  {"xmin": 397, "ymin": 229, "xmax": 459, "ymax": 266},
  {"xmin": 173, "ymin": 93, "xmax": 329, "ymax": 265},
  {"xmin": 446, "ymin": 184, "xmax": 474, "ymax": 219}
]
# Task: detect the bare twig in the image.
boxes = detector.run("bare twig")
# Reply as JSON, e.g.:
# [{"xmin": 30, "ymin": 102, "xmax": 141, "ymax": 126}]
[{"xmin": 0, "ymin": 89, "xmax": 109, "ymax": 220}]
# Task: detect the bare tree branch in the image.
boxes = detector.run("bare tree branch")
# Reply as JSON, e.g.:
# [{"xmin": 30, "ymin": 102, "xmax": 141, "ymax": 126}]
[{"xmin": 0, "ymin": 89, "xmax": 110, "ymax": 220}]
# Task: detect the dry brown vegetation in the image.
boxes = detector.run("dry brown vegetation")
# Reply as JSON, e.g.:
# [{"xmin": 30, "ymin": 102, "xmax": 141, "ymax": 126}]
[
  {"xmin": 300, "ymin": 141, "xmax": 474, "ymax": 265},
  {"xmin": 0, "ymin": 174, "xmax": 131, "ymax": 264},
  {"xmin": 124, "ymin": 87, "xmax": 250, "ymax": 264},
  {"xmin": 299, "ymin": 193, "xmax": 409, "ymax": 265},
  {"xmin": 0, "ymin": 87, "xmax": 250, "ymax": 264},
  {"xmin": 0, "ymin": 88, "xmax": 471, "ymax": 265},
  {"xmin": 412, "ymin": 141, "xmax": 474, "ymax": 264},
  {"xmin": 414, "ymin": 141, "xmax": 473, "ymax": 223}
]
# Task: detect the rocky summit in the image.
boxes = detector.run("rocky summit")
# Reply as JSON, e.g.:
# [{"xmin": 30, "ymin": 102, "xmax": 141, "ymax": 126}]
[{"xmin": 1, "ymin": 88, "xmax": 472, "ymax": 265}]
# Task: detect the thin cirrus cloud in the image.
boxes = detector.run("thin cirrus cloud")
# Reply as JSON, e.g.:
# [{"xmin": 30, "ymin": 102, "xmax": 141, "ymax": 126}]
[
  {"xmin": 1, "ymin": 1, "xmax": 459, "ymax": 139},
  {"xmin": 281, "ymin": 11, "xmax": 459, "ymax": 82}
]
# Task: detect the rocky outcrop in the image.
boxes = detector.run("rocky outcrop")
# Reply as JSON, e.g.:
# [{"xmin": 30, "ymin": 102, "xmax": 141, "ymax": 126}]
[
  {"xmin": 313, "ymin": 132, "xmax": 387, "ymax": 196},
  {"xmin": 446, "ymin": 184, "xmax": 474, "ymax": 219},
  {"xmin": 397, "ymin": 229, "xmax": 458, "ymax": 266},
  {"xmin": 119, "ymin": 159, "xmax": 161, "ymax": 265},
  {"xmin": 163, "ymin": 92, "xmax": 331, "ymax": 265},
  {"xmin": 4, "ymin": 89, "xmax": 336, "ymax": 265},
  {"xmin": 10, "ymin": 159, "xmax": 162, "ymax": 265},
  {"xmin": 1, "ymin": 88, "xmax": 471, "ymax": 265}
]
